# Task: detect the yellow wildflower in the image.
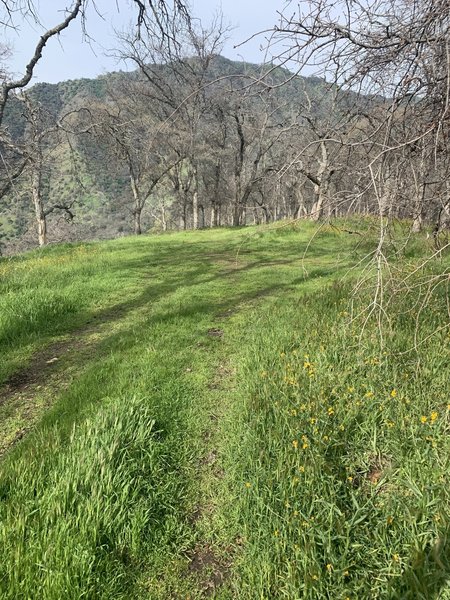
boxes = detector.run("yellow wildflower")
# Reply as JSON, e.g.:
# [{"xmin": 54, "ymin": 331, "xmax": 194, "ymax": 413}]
[
  {"xmin": 390, "ymin": 389, "xmax": 397, "ymax": 398},
  {"xmin": 430, "ymin": 411, "xmax": 438, "ymax": 423},
  {"xmin": 420, "ymin": 416, "xmax": 428, "ymax": 424},
  {"xmin": 245, "ymin": 482, "xmax": 251, "ymax": 488},
  {"xmin": 292, "ymin": 440, "xmax": 299, "ymax": 450}
]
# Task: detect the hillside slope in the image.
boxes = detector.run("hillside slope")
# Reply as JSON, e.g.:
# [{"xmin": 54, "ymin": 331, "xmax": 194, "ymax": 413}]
[{"xmin": 0, "ymin": 56, "xmax": 328, "ymax": 253}]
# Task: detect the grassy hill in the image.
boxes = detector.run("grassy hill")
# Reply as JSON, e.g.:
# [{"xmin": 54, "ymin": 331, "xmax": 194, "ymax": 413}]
[{"xmin": 0, "ymin": 222, "xmax": 449, "ymax": 598}]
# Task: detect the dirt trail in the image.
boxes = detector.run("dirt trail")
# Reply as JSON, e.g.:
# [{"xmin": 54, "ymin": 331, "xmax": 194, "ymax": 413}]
[
  {"xmin": 0, "ymin": 304, "xmax": 136, "ymax": 456},
  {"xmin": 183, "ymin": 325, "xmax": 237, "ymax": 598}
]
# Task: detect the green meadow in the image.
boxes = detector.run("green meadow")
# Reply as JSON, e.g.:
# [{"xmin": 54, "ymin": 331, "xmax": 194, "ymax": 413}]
[{"xmin": 0, "ymin": 221, "xmax": 449, "ymax": 599}]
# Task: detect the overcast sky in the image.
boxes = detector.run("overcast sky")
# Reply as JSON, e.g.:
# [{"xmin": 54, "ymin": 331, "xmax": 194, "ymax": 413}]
[{"xmin": 3, "ymin": 0, "xmax": 283, "ymax": 84}]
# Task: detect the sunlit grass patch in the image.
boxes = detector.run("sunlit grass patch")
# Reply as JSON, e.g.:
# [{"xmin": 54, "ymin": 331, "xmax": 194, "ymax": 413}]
[
  {"xmin": 224, "ymin": 277, "xmax": 449, "ymax": 599},
  {"xmin": 0, "ymin": 222, "xmax": 448, "ymax": 598},
  {"xmin": 0, "ymin": 396, "xmax": 192, "ymax": 599}
]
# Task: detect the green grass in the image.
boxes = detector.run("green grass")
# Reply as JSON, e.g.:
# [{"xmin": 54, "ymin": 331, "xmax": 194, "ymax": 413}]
[
  {"xmin": 0, "ymin": 221, "xmax": 449, "ymax": 599},
  {"xmin": 221, "ymin": 281, "xmax": 449, "ymax": 599}
]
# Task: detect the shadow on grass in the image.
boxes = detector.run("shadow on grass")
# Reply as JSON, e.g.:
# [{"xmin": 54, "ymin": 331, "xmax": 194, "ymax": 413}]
[
  {"xmin": 0, "ymin": 244, "xmax": 305, "ymax": 374},
  {"xmin": 0, "ymin": 232, "xmax": 349, "ymax": 431},
  {"xmin": 390, "ymin": 532, "xmax": 450, "ymax": 600},
  {"xmin": 0, "ymin": 274, "xmax": 292, "ymax": 463}
]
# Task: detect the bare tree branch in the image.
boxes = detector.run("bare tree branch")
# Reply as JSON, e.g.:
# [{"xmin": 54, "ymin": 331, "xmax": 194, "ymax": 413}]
[{"xmin": 0, "ymin": 0, "xmax": 83, "ymax": 126}]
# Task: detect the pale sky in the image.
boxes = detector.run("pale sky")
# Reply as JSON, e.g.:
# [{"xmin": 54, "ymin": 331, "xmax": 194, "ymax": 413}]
[{"xmin": 3, "ymin": 0, "xmax": 283, "ymax": 84}]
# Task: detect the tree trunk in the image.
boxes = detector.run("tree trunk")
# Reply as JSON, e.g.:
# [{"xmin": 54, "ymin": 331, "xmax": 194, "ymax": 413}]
[
  {"xmin": 31, "ymin": 158, "xmax": 47, "ymax": 246},
  {"xmin": 434, "ymin": 199, "xmax": 450, "ymax": 245},
  {"xmin": 192, "ymin": 189, "xmax": 199, "ymax": 229},
  {"xmin": 379, "ymin": 175, "xmax": 394, "ymax": 218},
  {"xmin": 412, "ymin": 183, "xmax": 426, "ymax": 233},
  {"xmin": 134, "ymin": 209, "xmax": 142, "ymax": 235},
  {"xmin": 411, "ymin": 211, "xmax": 423, "ymax": 234},
  {"xmin": 295, "ymin": 187, "xmax": 308, "ymax": 219},
  {"xmin": 191, "ymin": 163, "xmax": 199, "ymax": 230},
  {"xmin": 311, "ymin": 184, "xmax": 324, "ymax": 221},
  {"xmin": 181, "ymin": 201, "xmax": 188, "ymax": 230},
  {"xmin": 161, "ymin": 204, "xmax": 167, "ymax": 231},
  {"xmin": 130, "ymin": 171, "xmax": 143, "ymax": 235},
  {"xmin": 232, "ymin": 202, "xmax": 241, "ymax": 227},
  {"xmin": 311, "ymin": 141, "xmax": 329, "ymax": 222}
]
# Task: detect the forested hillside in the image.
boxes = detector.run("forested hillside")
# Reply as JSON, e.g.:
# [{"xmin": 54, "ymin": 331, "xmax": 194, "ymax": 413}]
[
  {"xmin": 0, "ymin": 57, "xmax": 328, "ymax": 253},
  {"xmin": 1, "ymin": 0, "xmax": 449, "ymax": 258}
]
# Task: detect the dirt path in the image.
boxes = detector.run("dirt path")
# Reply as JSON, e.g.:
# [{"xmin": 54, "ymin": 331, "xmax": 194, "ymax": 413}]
[
  {"xmin": 0, "ymin": 303, "xmax": 143, "ymax": 456},
  {"xmin": 186, "ymin": 355, "xmax": 235, "ymax": 597},
  {"xmin": 0, "ymin": 251, "xmax": 260, "ymax": 597}
]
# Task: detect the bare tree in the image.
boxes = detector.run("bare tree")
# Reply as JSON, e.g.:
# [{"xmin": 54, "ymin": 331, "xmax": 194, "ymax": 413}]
[
  {"xmin": 266, "ymin": 0, "xmax": 450, "ymax": 343},
  {"xmin": 0, "ymin": 1, "xmax": 83, "ymax": 127},
  {"xmin": 119, "ymin": 13, "xmax": 230, "ymax": 229},
  {"xmin": 0, "ymin": 0, "xmax": 190, "ymax": 129},
  {"xmin": 0, "ymin": 0, "xmax": 192, "ymax": 248},
  {"xmin": 74, "ymin": 82, "xmax": 183, "ymax": 235},
  {"xmin": 271, "ymin": 0, "xmax": 450, "ymax": 221}
]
